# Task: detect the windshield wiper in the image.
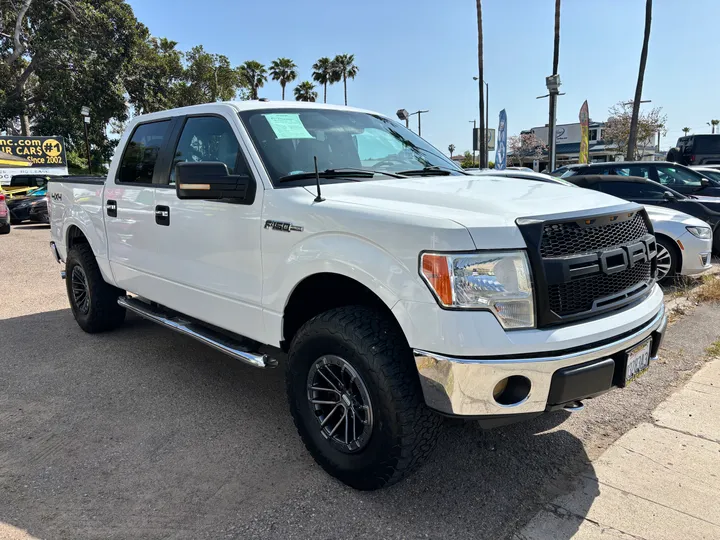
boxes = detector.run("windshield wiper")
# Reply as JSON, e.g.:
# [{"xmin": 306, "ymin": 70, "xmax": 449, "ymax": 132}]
[
  {"xmin": 396, "ymin": 166, "xmax": 458, "ymax": 176},
  {"xmin": 277, "ymin": 168, "xmax": 405, "ymax": 183}
]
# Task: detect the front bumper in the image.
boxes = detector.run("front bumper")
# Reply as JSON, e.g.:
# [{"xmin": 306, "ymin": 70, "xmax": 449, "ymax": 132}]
[
  {"xmin": 676, "ymin": 231, "xmax": 713, "ymax": 276},
  {"xmin": 414, "ymin": 304, "xmax": 667, "ymax": 418}
]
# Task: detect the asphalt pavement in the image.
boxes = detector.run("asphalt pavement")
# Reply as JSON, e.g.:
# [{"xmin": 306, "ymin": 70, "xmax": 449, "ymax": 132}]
[{"xmin": 1, "ymin": 225, "xmax": 719, "ymax": 540}]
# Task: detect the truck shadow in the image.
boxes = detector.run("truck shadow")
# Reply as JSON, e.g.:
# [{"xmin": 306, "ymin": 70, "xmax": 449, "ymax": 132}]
[{"xmin": 0, "ymin": 309, "xmax": 598, "ymax": 540}]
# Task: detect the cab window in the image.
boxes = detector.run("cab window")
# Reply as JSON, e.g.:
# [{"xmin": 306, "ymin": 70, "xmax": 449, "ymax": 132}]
[
  {"xmin": 613, "ymin": 166, "xmax": 649, "ymax": 178},
  {"xmin": 656, "ymin": 165, "xmax": 703, "ymax": 187},
  {"xmin": 170, "ymin": 116, "xmax": 249, "ymax": 185},
  {"xmin": 117, "ymin": 120, "xmax": 171, "ymax": 184}
]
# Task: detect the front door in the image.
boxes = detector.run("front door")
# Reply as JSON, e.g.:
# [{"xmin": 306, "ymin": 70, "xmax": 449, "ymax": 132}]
[
  {"xmin": 105, "ymin": 119, "xmax": 172, "ymax": 291},
  {"xmin": 150, "ymin": 113, "xmax": 265, "ymax": 341}
]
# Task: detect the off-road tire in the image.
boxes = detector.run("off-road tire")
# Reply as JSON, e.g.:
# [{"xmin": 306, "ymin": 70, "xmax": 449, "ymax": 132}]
[
  {"xmin": 286, "ymin": 306, "xmax": 443, "ymax": 490},
  {"xmin": 66, "ymin": 243, "xmax": 126, "ymax": 333}
]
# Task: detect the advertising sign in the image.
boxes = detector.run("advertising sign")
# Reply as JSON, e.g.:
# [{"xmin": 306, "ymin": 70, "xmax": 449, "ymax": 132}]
[
  {"xmin": 473, "ymin": 128, "xmax": 496, "ymax": 152},
  {"xmin": 0, "ymin": 136, "xmax": 69, "ymax": 185},
  {"xmin": 579, "ymin": 101, "xmax": 590, "ymax": 164},
  {"xmin": 494, "ymin": 109, "xmax": 507, "ymax": 170}
]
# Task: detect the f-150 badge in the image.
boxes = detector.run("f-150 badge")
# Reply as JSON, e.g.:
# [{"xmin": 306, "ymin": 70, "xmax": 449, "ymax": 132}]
[{"xmin": 264, "ymin": 220, "xmax": 303, "ymax": 232}]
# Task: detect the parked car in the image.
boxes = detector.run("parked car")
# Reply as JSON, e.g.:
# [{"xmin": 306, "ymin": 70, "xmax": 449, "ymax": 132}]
[
  {"xmin": 691, "ymin": 166, "xmax": 720, "ymax": 184},
  {"xmin": 0, "ymin": 193, "xmax": 10, "ymax": 234},
  {"xmin": 6, "ymin": 186, "xmax": 46, "ymax": 224},
  {"xmin": 469, "ymin": 168, "xmax": 576, "ymax": 186},
  {"xmin": 643, "ymin": 205, "xmax": 712, "ymax": 283},
  {"xmin": 559, "ymin": 161, "xmax": 720, "ymax": 198},
  {"xmin": 564, "ymin": 175, "xmax": 720, "ymax": 253},
  {"xmin": 666, "ymin": 134, "xmax": 720, "ymax": 165},
  {"xmin": 28, "ymin": 195, "xmax": 49, "ymax": 223},
  {"xmin": 48, "ymin": 101, "xmax": 666, "ymax": 490},
  {"xmin": 1, "ymin": 174, "xmax": 51, "ymax": 199}
]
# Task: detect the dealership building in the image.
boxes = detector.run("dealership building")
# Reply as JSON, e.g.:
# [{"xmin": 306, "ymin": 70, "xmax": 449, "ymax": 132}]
[{"xmin": 514, "ymin": 121, "xmax": 658, "ymax": 171}]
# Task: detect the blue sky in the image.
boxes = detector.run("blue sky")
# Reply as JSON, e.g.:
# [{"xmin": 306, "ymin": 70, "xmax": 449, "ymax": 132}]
[{"xmin": 128, "ymin": 0, "xmax": 720, "ymax": 157}]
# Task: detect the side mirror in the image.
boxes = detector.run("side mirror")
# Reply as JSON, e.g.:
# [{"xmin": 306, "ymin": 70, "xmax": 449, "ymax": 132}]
[
  {"xmin": 662, "ymin": 191, "xmax": 676, "ymax": 201},
  {"xmin": 175, "ymin": 162, "xmax": 255, "ymax": 203},
  {"xmin": 700, "ymin": 178, "xmax": 710, "ymax": 187}
]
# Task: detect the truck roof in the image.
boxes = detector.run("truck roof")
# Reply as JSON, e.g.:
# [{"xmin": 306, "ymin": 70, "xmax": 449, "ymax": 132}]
[{"xmin": 132, "ymin": 100, "xmax": 381, "ymax": 125}]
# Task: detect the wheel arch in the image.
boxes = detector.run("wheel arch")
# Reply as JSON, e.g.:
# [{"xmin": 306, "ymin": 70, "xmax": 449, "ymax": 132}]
[
  {"xmin": 655, "ymin": 232, "xmax": 682, "ymax": 275},
  {"xmin": 281, "ymin": 272, "xmax": 408, "ymax": 351}
]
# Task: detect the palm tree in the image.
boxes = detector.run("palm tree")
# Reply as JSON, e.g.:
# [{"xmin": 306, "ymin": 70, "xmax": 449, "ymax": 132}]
[
  {"xmin": 239, "ymin": 60, "xmax": 268, "ymax": 100},
  {"xmin": 682, "ymin": 127, "xmax": 691, "ymax": 136},
  {"xmin": 269, "ymin": 58, "xmax": 298, "ymax": 100},
  {"xmin": 476, "ymin": 1, "xmax": 486, "ymax": 168},
  {"xmin": 332, "ymin": 54, "xmax": 358, "ymax": 106},
  {"xmin": 294, "ymin": 81, "xmax": 318, "ymax": 102},
  {"xmin": 708, "ymin": 119, "xmax": 719, "ymax": 134},
  {"xmin": 448, "ymin": 144, "xmax": 456, "ymax": 158},
  {"xmin": 312, "ymin": 57, "xmax": 338, "ymax": 103},
  {"xmin": 626, "ymin": 0, "xmax": 652, "ymax": 160}
]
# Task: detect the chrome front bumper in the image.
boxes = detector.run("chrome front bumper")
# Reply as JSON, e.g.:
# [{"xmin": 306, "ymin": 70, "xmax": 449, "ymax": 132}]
[{"xmin": 414, "ymin": 305, "xmax": 667, "ymax": 417}]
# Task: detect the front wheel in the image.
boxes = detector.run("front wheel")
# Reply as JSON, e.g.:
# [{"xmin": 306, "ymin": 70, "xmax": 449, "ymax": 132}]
[
  {"xmin": 286, "ymin": 306, "xmax": 442, "ymax": 490},
  {"xmin": 656, "ymin": 237, "xmax": 678, "ymax": 285},
  {"xmin": 65, "ymin": 244, "xmax": 126, "ymax": 333}
]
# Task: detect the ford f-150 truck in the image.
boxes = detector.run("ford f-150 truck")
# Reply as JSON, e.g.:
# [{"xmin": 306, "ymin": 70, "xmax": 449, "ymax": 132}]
[{"xmin": 48, "ymin": 101, "xmax": 667, "ymax": 490}]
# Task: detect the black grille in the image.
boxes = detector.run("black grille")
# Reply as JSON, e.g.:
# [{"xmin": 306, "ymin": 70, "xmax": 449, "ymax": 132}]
[
  {"xmin": 548, "ymin": 261, "xmax": 652, "ymax": 315},
  {"xmin": 540, "ymin": 213, "xmax": 649, "ymax": 258}
]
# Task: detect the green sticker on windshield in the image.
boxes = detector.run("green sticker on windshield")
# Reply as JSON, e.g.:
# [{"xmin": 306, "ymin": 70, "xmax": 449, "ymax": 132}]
[{"xmin": 264, "ymin": 113, "xmax": 314, "ymax": 140}]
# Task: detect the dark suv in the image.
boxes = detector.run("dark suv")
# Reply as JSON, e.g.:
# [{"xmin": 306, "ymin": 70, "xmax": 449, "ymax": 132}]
[
  {"xmin": 565, "ymin": 174, "xmax": 720, "ymax": 253},
  {"xmin": 667, "ymin": 135, "xmax": 720, "ymax": 165},
  {"xmin": 560, "ymin": 161, "xmax": 720, "ymax": 197}
]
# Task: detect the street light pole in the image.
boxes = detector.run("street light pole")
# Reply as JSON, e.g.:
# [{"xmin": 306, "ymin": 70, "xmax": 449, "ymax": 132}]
[{"xmin": 80, "ymin": 106, "xmax": 91, "ymax": 174}]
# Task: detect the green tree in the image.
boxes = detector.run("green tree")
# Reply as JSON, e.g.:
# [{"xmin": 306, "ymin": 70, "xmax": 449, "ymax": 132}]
[
  {"xmin": 331, "ymin": 54, "xmax": 358, "ymax": 106},
  {"xmin": 239, "ymin": 60, "xmax": 267, "ymax": 100},
  {"xmin": 1, "ymin": 0, "xmax": 146, "ymax": 166},
  {"xmin": 448, "ymin": 144, "xmax": 456, "ymax": 158},
  {"xmin": 294, "ymin": 81, "xmax": 317, "ymax": 102},
  {"xmin": 174, "ymin": 46, "xmax": 244, "ymax": 106},
  {"xmin": 708, "ymin": 119, "xmax": 719, "ymax": 134},
  {"xmin": 682, "ymin": 127, "xmax": 691, "ymax": 136},
  {"xmin": 124, "ymin": 36, "xmax": 184, "ymax": 114},
  {"xmin": 269, "ymin": 57, "xmax": 297, "ymax": 100},
  {"xmin": 312, "ymin": 57, "xmax": 337, "ymax": 103}
]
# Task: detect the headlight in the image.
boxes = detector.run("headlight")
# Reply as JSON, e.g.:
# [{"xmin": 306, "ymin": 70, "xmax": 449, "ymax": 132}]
[
  {"xmin": 686, "ymin": 226, "xmax": 712, "ymax": 239},
  {"xmin": 420, "ymin": 251, "xmax": 535, "ymax": 329}
]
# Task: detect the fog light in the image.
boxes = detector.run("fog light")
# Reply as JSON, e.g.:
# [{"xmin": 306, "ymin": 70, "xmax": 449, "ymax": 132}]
[{"xmin": 493, "ymin": 376, "xmax": 531, "ymax": 406}]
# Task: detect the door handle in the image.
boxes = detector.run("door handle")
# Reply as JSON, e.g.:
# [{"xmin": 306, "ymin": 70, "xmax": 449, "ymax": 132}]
[
  {"xmin": 106, "ymin": 200, "xmax": 117, "ymax": 217},
  {"xmin": 155, "ymin": 205, "xmax": 170, "ymax": 226}
]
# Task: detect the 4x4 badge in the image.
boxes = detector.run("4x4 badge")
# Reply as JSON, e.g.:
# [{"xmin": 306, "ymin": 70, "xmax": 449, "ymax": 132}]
[{"xmin": 264, "ymin": 220, "xmax": 303, "ymax": 232}]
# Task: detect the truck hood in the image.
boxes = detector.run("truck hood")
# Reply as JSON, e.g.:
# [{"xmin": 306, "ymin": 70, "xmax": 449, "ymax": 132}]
[{"xmin": 315, "ymin": 175, "xmax": 637, "ymax": 249}]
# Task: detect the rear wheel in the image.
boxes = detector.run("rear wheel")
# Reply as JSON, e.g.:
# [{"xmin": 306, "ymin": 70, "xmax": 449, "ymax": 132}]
[
  {"xmin": 286, "ymin": 306, "xmax": 442, "ymax": 490},
  {"xmin": 656, "ymin": 237, "xmax": 678, "ymax": 285},
  {"xmin": 65, "ymin": 243, "xmax": 126, "ymax": 333}
]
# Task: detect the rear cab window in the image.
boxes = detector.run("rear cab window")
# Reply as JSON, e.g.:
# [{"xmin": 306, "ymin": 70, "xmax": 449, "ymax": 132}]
[{"xmin": 117, "ymin": 120, "xmax": 171, "ymax": 184}]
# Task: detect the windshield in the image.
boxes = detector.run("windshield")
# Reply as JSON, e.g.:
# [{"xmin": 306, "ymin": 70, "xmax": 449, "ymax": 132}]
[
  {"xmin": 699, "ymin": 169, "xmax": 720, "ymax": 183},
  {"xmin": 238, "ymin": 108, "xmax": 463, "ymax": 185}
]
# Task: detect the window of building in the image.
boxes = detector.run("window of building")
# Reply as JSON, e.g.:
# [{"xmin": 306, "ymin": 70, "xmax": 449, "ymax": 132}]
[
  {"xmin": 117, "ymin": 120, "xmax": 171, "ymax": 184},
  {"xmin": 589, "ymin": 129, "xmax": 598, "ymax": 142}
]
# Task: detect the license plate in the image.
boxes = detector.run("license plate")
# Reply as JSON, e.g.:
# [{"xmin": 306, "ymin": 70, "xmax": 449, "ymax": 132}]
[{"xmin": 625, "ymin": 338, "xmax": 651, "ymax": 384}]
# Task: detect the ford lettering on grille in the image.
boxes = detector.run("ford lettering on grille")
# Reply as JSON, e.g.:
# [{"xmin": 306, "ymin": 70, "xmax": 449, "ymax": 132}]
[{"xmin": 516, "ymin": 209, "xmax": 657, "ymax": 328}]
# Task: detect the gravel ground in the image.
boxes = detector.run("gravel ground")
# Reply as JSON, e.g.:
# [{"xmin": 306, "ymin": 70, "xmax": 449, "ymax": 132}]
[{"xmin": 1, "ymin": 225, "xmax": 719, "ymax": 540}]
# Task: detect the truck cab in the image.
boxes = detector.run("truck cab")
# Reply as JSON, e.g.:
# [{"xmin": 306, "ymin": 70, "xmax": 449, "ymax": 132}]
[{"xmin": 48, "ymin": 101, "xmax": 666, "ymax": 490}]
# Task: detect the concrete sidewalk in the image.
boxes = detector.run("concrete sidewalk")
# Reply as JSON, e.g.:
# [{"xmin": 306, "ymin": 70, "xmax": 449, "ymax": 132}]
[{"xmin": 517, "ymin": 357, "xmax": 720, "ymax": 539}]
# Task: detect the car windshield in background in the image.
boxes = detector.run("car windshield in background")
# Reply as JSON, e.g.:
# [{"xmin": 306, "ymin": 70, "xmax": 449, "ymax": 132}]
[
  {"xmin": 699, "ymin": 169, "xmax": 720, "ymax": 183},
  {"xmin": 238, "ymin": 108, "xmax": 463, "ymax": 185}
]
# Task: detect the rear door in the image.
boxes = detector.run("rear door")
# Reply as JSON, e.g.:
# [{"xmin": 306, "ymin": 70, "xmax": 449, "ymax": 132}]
[
  {"xmin": 596, "ymin": 180, "xmax": 671, "ymax": 207},
  {"xmin": 105, "ymin": 119, "xmax": 172, "ymax": 290},
  {"xmin": 150, "ymin": 112, "xmax": 265, "ymax": 340}
]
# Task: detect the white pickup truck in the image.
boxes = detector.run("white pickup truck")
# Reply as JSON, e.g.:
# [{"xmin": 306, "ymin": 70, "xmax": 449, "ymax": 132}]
[{"xmin": 49, "ymin": 101, "xmax": 666, "ymax": 490}]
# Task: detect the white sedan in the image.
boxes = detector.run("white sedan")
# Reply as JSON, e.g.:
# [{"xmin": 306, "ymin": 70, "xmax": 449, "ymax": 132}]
[
  {"xmin": 470, "ymin": 169, "xmax": 713, "ymax": 284},
  {"xmin": 645, "ymin": 205, "xmax": 713, "ymax": 283}
]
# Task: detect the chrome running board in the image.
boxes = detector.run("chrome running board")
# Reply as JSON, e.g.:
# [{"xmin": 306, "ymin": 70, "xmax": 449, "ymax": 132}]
[{"xmin": 117, "ymin": 296, "xmax": 277, "ymax": 369}]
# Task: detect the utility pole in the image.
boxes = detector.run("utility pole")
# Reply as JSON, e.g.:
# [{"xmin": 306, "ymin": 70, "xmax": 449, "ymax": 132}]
[
  {"xmin": 548, "ymin": 0, "xmax": 561, "ymax": 172},
  {"xmin": 469, "ymin": 120, "xmax": 477, "ymax": 165},
  {"xmin": 416, "ymin": 110, "xmax": 429, "ymax": 137},
  {"xmin": 473, "ymin": 77, "xmax": 490, "ymax": 164},
  {"xmin": 476, "ymin": 0, "xmax": 486, "ymax": 168}
]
